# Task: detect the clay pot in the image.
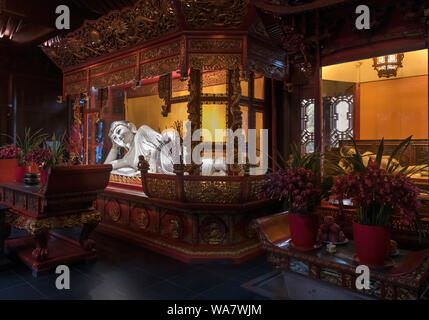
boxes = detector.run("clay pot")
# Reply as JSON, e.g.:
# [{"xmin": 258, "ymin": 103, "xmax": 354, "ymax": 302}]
[
  {"xmin": 14, "ymin": 165, "xmax": 31, "ymax": 183},
  {"xmin": 353, "ymin": 221, "xmax": 390, "ymax": 267},
  {"xmin": 0, "ymin": 159, "xmax": 18, "ymax": 182},
  {"xmin": 289, "ymin": 213, "xmax": 319, "ymax": 250},
  {"xmin": 40, "ymin": 169, "xmax": 49, "ymax": 186}
]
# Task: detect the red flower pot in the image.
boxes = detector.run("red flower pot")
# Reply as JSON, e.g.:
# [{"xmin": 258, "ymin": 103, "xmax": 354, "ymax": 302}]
[
  {"xmin": 353, "ymin": 222, "xmax": 390, "ymax": 267},
  {"xmin": 14, "ymin": 165, "xmax": 30, "ymax": 183},
  {"xmin": 289, "ymin": 213, "xmax": 319, "ymax": 250},
  {"xmin": 0, "ymin": 159, "xmax": 18, "ymax": 182},
  {"xmin": 40, "ymin": 169, "xmax": 49, "ymax": 186}
]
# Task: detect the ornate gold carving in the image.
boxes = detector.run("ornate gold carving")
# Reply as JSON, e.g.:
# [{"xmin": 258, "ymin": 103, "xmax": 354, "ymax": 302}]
[
  {"xmin": 183, "ymin": 180, "xmax": 241, "ymax": 203},
  {"xmin": 161, "ymin": 214, "xmax": 183, "ymax": 239},
  {"xmin": 64, "ymin": 71, "xmax": 87, "ymax": 84},
  {"xmin": 228, "ymin": 68, "xmax": 242, "ymax": 131},
  {"xmin": 43, "ymin": 0, "xmax": 179, "ymax": 69},
  {"xmin": 189, "ymin": 54, "xmax": 242, "ymax": 71},
  {"xmin": 109, "ymin": 173, "xmax": 142, "ymax": 185},
  {"xmin": 158, "ymin": 73, "xmax": 172, "ymax": 117},
  {"xmin": 145, "ymin": 176, "xmax": 177, "ymax": 200},
  {"xmin": 131, "ymin": 207, "xmax": 150, "ymax": 230},
  {"xmin": 187, "ymin": 68, "xmax": 202, "ymax": 170},
  {"xmin": 140, "ymin": 41, "xmax": 181, "ymax": 61},
  {"xmin": 106, "ymin": 201, "xmax": 121, "ymax": 222},
  {"xmin": 140, "ymin": 56, "xmax": 179, "ymax": 79},
  {"xmin": 247, "ymin": 57, "xmax": 285, "ymax": 81},
  {"xmin": 189, "ymin": 39, "xmax": 242, "ymax": 51},
  {"xmin": 91, "ymin": 67, "xmax": 136, "ymax": 89},
  {"xmin": 171, "ymin": 70, "xmax": 228, "ymax": 93},
  {"xmin": 138, "ymin": 155, "xmax": 150, "ymax": 173},
  {"xmin": 66, "ymin": 81, "xmax": 87, "ymax": 95},
  {"xmin": 200, "ymin": 216, "xmax": 227, "ymax": 245},
  {"xmin": 90, "ymin": 56, "xmax": 137, "ymax": 76},
  {"xmin": 181, "ymin": 0, "xmax": 249, "ymax": 29},
  {"xmin": 173, "ymin": 77, "xmax": 189, "ymax": 92},
  {"xmin": 6, "ymin": 210, "xmax": 101, "ymax": 235}
]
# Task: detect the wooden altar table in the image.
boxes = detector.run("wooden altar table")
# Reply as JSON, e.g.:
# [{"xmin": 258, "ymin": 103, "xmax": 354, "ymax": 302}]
[
  {"xmin": 0, "ymin": 204, "xmax": 12, "ymax": 271},
  {"xmin": 0, "ymin": 165, "xmax": 111, "ymax": 275},
  {"xmin": 254, "ymin": 212, "xmax": 429, "ymax": 300}
]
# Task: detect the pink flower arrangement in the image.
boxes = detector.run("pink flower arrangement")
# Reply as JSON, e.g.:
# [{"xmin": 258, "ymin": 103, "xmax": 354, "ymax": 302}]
[
  {"xmin": 333, "ymin": 161, "xmax": 421, "ymax": 226},
  {"xmin": 259, "ymin": 168, "xmax": 320, "ymax": 214},
  {"xmin": 0, "ymin": 145, "xmax": 21, "ymax": 159},
  {"xmin": 23, "ymin": 148, "xmax": 52, "ymax": 168}
]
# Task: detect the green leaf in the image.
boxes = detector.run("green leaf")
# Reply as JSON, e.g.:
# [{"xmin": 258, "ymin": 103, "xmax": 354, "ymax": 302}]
[{"xmin": 375, "ymin": 137, "xmax": 384, "ymax": 165}]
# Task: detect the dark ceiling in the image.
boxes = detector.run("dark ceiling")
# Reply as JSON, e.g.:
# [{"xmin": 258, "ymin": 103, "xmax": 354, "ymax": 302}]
[{"xmin": 0, "ymin": 0, "xmax": 138, "ymax": 47}]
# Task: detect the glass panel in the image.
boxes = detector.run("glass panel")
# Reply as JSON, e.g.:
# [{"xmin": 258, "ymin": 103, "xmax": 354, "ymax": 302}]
[
  {"xmin": 111, "ymin": 90, "xmax": 125, "ymax": 115},
  {"xmin": 256, "ymin": 111, "xmax": 263, "ymax": 156},
  {"xmin": 95, "ymin": 120, "xmax": 104, "ymax": 164},
  {"xmin": 240, "ymin": 105, "xmax": 249, "ymax": 142},
  {"xmin": 254, "ymin": 75, "xmax": 264, "ymax": 100},
  {"xmin": 202, "ymin": 71, "xmax": 227, "ymax": 94},
  {"xmin": 306, "ymin": 103, "xmax": 314, "ymax": 133},
  {"xmin": 88, "ymin": 117, "xmax": 92, "ymax": 142},
  {"xmin": 300, "ymin": 98, "xmax": 315, "ymax": 154},
  {"xmin": 336, "ymin": 101, "xmax": 349, "ymax": 132},
  {"xmin": 240, "ymin": 80, "xmax": 249, "ymax": 97},
  {"xmin": 202, "ymin": 104, "xmax": 226, "ymax": 142}
]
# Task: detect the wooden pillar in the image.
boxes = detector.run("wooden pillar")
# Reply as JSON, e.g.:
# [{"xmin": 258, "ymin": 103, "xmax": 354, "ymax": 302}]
[
  {"xmin": 354, "ymin": 83, "xmax": 360, "ymax": 140},
  {"xmin": 249, "ymin": 73, "xmax": 256, "ymax": 130},
  {"xmin": 271, "ymin": 79, "xmax": 278, "ymax": 172},
  {"xmin": 313, "ymin": 12, "xmax": 323, "ymax": 179},
  {"xmin": 187, "ymin": 68, "xmax": 202, "ymax": 175},
  {"xmin": 227, "ymin": 68, "xmax": 243, "ymax": 175}
]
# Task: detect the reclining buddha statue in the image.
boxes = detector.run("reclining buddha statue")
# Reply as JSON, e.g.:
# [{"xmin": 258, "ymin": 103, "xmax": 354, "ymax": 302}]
[
  {"xmin": 104, "ymin": 121, "xmax": 226, "ymax": 176},
  {"xmin": 338, "ymin": 145, "xmax": 428, "ymax": 178}
]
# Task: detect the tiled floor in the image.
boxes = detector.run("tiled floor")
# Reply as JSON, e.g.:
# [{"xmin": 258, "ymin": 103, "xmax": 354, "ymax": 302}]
[{"xmin": 0, "ymin": 228, "xmax": 273, "ymax": 300}]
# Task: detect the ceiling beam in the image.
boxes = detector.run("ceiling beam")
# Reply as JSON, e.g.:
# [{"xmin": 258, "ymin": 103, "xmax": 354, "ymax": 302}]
[{"xmin": 252, "ymin": 0, "xmax": 349, "ymax": 15}]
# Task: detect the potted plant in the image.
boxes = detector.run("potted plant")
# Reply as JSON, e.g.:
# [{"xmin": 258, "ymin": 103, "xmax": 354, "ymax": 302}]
[
  {"xmin": 40, "ymin": 133, "xmax": 67, "ymax": 185},
  {"xmin": 259, "ymin": 144, "xmax": 322, "ymax": 250},
  {"xmin": 0, "ymin": 145, "xmax": 21, "ymax": 182},
  {"xmin": 332, "ymin": 137, "xmax": 423, "ymax": 267},
  {"xmin": 23, "ymin": 147, "xmax": 52, "ymax": 185}
]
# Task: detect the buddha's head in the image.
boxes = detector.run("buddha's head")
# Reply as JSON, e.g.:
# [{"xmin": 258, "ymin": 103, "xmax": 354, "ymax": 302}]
[
  {"xmin": 109, "ymin": 121, "xmax": 136, "ymax": 149},
  {"xmin": 340, "ymin": 145, "xmax": 357, "ymax": 157}
]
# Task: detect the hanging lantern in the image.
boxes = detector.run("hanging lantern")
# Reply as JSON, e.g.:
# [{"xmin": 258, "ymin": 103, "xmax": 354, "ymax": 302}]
[{"xmin": 372, "ymin": 53, "xmax": 404, "ymax": 78}]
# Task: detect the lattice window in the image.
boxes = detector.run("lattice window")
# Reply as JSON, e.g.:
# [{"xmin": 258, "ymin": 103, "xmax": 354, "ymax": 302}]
[
  {"xmin": 301, "ymin": 98, "xmax": 315, "ymax": 154},
  {"xmin": 329, "ymin": 95, "xmax": 353, "ymax": 148}
]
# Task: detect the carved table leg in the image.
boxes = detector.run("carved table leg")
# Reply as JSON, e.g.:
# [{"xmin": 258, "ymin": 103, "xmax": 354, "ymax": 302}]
[
  {"xmin": 0, "ymin": 205, "xmax": 12, "ymax": 269},
  {"xmin": 79, "ymin": 222, "xmax": 98, "ymax": 251},
  {"xmin": 32, "ymin": 232, "xmax": 50, "ymax": 261}
]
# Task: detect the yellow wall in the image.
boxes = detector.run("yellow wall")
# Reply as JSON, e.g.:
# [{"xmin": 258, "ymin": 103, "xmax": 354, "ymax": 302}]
[
  {"xmin": 254, "ymin": 77, "xmax": 264, "ymax": 99},
  {"xmin": 202, "ymin": 84, "xmax": 227, "ymax": 94},
  {"xmin": 360, "ymin": 75, "xmax": 428, "ymax": 139},
  {"xmin": 323, "ymin": 49, "xmax": 428, "ymax": 83},
  {"xmin": 126, "ymin": 96, "xmax": 188, "ymax": 132},
  {"xmin": 201, "ymin": 104, "xmax": 226, "ymax": 142}
]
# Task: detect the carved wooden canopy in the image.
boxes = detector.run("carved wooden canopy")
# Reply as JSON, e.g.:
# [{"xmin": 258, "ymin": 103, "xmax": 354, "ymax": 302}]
[{"xmin": 41, "ymin": 0, "xmax": 287, "ymax": 96}]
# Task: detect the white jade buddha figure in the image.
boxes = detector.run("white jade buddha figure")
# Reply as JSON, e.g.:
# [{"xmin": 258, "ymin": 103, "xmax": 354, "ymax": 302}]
[
  {"xmin": 104, "ymin": 121, "xmax": 226, "ymax": 176},
  {"xmin": 104, "ymin": 121, "xmax": 180, "ymax": 175}
]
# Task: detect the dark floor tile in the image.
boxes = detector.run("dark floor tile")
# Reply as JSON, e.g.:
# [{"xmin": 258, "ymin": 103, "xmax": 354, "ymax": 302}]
[
  {"xmin": 199, "ymin": 263, "xmax": 257, "ymax": 281},
  {"xmin": 0, "ymin": 283, "xmax": 46, "ymax": 300},
  {"xmin": 1, "ymin": 228, "xmax": 267, "ymax": 300},
  {"xmin": 234, "ymin": 264, "xmax": 275, "ymax": 282},
  {"xmin": 0, "ymin": 270, "xmax": 26, "ymax": 290},
  {"xmin": 24, "ymin": 268, "xmax": 92, "ymax": 296},
  {"xmin": 168, "ymin": 267, "xmax": 226, "ymax": 293},
  {"xmin": 127, "ymin": 280, "xmax": 196, "ymax": 300},
  {"xmin": 195, "ymin": 279, "xmax": 266, "ymax": 300}
]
